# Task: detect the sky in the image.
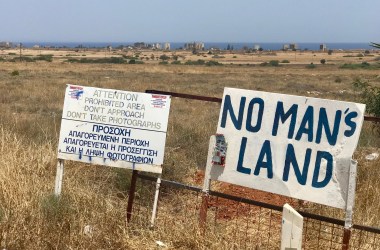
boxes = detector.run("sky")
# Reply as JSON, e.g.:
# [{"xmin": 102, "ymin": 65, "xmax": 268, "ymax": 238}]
[{"xmin": 1, "ymin": 0, "xmax": 379, "ymax": 43}]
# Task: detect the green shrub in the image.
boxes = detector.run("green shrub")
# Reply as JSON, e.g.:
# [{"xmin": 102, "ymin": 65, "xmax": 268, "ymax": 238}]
[
  {"xmin": 11, "ymin": 70, "xmax": 19, "ymax": 76},
  {"xmin": 306, "ymin": 63, "xmax": 316, "ymax": 69},
  {"xmin": 35, "ymin": 55, "xmax": 53, "ymax": 62},
  {"xmin": 184, "ymin": 59, "xmax": 205, "ymax": 65},
  {"xmin": 8, "ymin": 52, "xmax": 16, "ymax": 55},
  {"xmin": 260, "ymin": 62, "xmax": 268, "ymax": 66},
  {"xmin": 269, "ymin": 60, "xmax": 280, "ymax": 66},
  {"xmin": 195, "ymin": 59, "xmax": 205, "ymax": 65},
  {"xmin": 159, "ymin": 61, "xmax": 168, "ymax": 65},
  {"xmin": 66, "ymin": 57, "xmax": 126, "ymax": 64},
  {"xmin": 107, "ymin": 57, "xmax": 126, "ymax": 64},
  {"xmin": 171, "ymin": 60, "xmax": 181, "ymax": 65},
  {"xmin": 353, "ymin": 78, "xmax": 380, "ymax": 117},
  {"xmin": 18, "ymin": 56, "xmax": 36, "ymax": 62},
  {"xmin": 320, "ymin": 59, "xmax": 326, "ymax": 64},
  {"xmin": 340, "ymin": 62, "xmax": 380, "ymax": 69},
  {"xmin": 159, "ymin": 54, "xmax": 170, "ymax": 61},
  {"xmin": 205, "ymin": 60, "xmax": 222, "ymax": 66},
  {"xmin": 335, "ymin": 76, "xmax": 342, "ymax": 83},
  {"xmin": 281, "ymin": 60, "xmax": 290, "ymax": 63}
]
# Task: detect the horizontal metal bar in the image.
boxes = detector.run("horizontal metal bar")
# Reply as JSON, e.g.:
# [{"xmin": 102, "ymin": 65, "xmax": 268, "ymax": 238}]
[
  {"xmin": 298, "ymin": 211, "xmax": 344, "ymax": 227},
  {"xmin": 145, "ymin": 89, "xmax": 222, "ymax": 103},
  {"xmin": 364, "ymin": 115, "xmax": 380, "ymax": 123},
  {"xmin": 145, "ymin": 89, "xmax": 380, "ymax": 122},
  {"xmin": 137, "ymin": 173, "xmax": 202, "ymax": 193},
  {"xmin": 352, "ymin": 224, "xmax": 380, "ymax": 234},
  {"xmin": 136, "ymin": 173, "xmax": 380, "ymax": 234}
]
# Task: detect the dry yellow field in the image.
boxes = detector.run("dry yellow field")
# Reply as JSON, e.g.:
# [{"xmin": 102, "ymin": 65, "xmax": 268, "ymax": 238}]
[{"xmin": 0, "ymin": 50, "xmax": 380, "ymax": 249}]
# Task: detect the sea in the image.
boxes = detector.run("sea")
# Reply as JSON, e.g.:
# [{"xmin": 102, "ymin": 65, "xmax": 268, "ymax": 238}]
[{"xmin": 20, "ymin": 42, "xmax": 374, "ymax": 50}]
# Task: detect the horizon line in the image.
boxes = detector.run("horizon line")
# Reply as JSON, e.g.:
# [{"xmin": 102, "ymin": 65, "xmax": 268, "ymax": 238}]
[{"xmin": 4, "ymin": 41, "xmax": 373, "ymax": 44}]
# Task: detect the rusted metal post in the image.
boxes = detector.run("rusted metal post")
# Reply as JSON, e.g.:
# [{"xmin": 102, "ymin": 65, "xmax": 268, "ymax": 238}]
[
  {"xmin": 126, "ymin": 169, "xmax": 138, "ymax": 225},
  {"xmin": 342, "ymin": 228, "xmax": 351, "ymax": 250},
  {"xmin": 199, "ymin": 193, "xmax": 209, "ymax": 231}
]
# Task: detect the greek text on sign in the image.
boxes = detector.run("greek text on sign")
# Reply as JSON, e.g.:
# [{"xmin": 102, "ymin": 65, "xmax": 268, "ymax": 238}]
[
  {"xmin": 211, "ymin": 87, "xmax": 365, "ymax": 209},
  {"xmin": 57, "ymin": 85, "xmax": 171, "ymax": 174}
]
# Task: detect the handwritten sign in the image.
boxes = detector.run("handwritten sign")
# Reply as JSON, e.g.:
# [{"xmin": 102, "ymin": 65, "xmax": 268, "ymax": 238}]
[
  {"xmin": 210, "ymin": 87, "xmax": 365, "ymax": 209},
  {"xmin": 57, "ymin": 85, "xmax": 171, "ymax": 174}
]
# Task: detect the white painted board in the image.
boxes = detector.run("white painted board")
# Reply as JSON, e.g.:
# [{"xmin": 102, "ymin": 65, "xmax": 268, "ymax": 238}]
[
  {"xmin": 281, "ymin": 203, "xmax": 303, "ymax": 250},
  {"xmin": 57, "ymin": 85, "xmax": 171, "ymax": 173},
  {"xmin": 211, "ymin": 87, "xmax": 365, "ymax": 209}
]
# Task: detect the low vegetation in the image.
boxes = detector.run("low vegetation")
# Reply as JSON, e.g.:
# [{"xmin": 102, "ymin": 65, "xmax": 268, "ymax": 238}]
[
  {"xmin": 353, "ymin": 78, "xmax": 380, "ymax": 117},
  {"xmin": 0, "ymin": 50, "xmax": 380, "ymax": 248},
  {"xmin": 66, "ymin": 57, "xmax": 127, "ymax": 64},
  {"xmin": 340, "ymin": 62, "xmax": 380, "ymax": 69},
  {"xmin": 306, "ymin": 63, "xmax": 316, "ymax": 69}
]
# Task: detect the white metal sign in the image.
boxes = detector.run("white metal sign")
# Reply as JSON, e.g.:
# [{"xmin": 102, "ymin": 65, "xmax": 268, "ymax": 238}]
[
  {"xmin": 281, "ymin": 203, "xmax": 303, "ymax": 250},
  {"xmin": 211, "ymin": 87, "xmax": 365, "ymax": 209},
  {"xmin": 57, "ymin": 85, "xmax": 171, "ymax": 174}
]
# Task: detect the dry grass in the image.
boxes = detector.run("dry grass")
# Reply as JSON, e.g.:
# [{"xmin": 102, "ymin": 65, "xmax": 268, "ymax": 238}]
[{"xmin": 0, "ymin": 55, "xmax": 380, "ymax": 249}]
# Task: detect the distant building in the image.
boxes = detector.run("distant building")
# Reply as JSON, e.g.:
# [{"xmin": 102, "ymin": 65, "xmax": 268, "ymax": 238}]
[
  {"xmin": 184, "ymin": 42, "xmax": 204, "ymax": 51},
  {"xmin": 164, "ymin": 42, "xmax": 170, "ymax": 50},
  {"xmin": 152, "ymin": 43, "xmax": 161, "ymax": 50},
  {"xmin": 0, "ymin": 41, "xmax": 12, "ymax": 48},
  {"xmin": 253, "ymin": 44, "xmax": 261, "ymax": 50},
  {"xmin": 289, "ymin": 43, "xmax": 298, "ymax": 50},
  {"xmin": 134, "ymin": 42, "xmax": 146, "ymax": 49},
  {"xmin": 33, "ymin": 45, "xmax": 40, "ymax": 49},
  {"xmin": 320, "ymin": 44, "xmax": 327, "ymax": 51},
  {"xmin": 282, "ymin": 44, "xmax": 290, "ymax": 50}
]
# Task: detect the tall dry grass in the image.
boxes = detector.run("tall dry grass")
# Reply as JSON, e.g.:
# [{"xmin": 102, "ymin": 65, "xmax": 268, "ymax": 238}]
[{"xmin": 0, "ymin": 60, "xmax": 379, "ymax": 248}]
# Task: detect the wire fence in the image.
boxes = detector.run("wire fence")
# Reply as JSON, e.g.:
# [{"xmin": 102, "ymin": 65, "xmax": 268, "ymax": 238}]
[
  {"xmin": 130, "ymin": 173, "xmax": 380, "ymax": 250},
  {"xmin": 130, "ymin": 89, "xmax": 380, "ymax": 249}
]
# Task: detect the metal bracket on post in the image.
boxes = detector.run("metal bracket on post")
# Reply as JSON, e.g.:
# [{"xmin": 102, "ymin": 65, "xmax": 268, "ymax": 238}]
[
  {"xmin": 200, "ymin": 135, "xmax": 227, "ymax": 231},
  {"xmin": 342, "ymin": 159, "xmax": 358, "ymax": 250},
  {"xmin": 126, "ymin": 169, "xmax": 138, "ymax": 225},
  {"xmin": 54, "ymin": 159, "xmax": 65, "ymax": 196},
  {"xmin": 150, "ymin": 174, "xmax": 162, "ymax": 228}
]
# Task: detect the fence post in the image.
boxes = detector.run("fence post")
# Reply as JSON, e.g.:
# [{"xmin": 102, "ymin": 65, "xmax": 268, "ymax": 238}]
[
  {"xmin": 200, "ymin": 136, "xmax": 216, "ymax": 232},
  {"xmin": 200, "ymin": 193, "xmax": 209, "ymax": 231},
  {"xmin": 342, "ymin": 229, "xmax": 352, "ymax": 250},
  {"xmin": 342, "ymin": 160, "xmax": 358, "ymax": 250},
  {"xmin": 150, "ymin": 174, "xmax": 162, "ymax": 228},
  {"xmin": 54, "ymin": 159, "xmax": 65, "ymax": 196},
  {"xmin": 126, "ymin": 169, "xmax": 138, "ymax": 225}
]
